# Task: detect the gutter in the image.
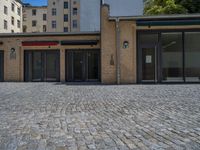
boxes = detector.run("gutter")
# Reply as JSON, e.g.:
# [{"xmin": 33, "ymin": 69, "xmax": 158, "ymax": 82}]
[
  {"xmin": 109, "ymin": 14, "xmax": 200, "ymax": 21},
  {"xmin": 115, "ymin": 17, "xmax": 121, "ymax": 85}
]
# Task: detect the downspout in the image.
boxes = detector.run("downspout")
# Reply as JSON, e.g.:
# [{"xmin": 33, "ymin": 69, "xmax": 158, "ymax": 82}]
[{"xmin": 115, "ymin": 17, "xmax": 121, "ymax": 84}]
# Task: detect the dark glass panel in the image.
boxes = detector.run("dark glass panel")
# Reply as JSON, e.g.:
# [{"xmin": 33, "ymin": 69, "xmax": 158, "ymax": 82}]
[
  {"xmin": 185, "ymin": 32, "xmax": 200, "ymax": 82},
  {"xmin": 88, "ymin": 52, "xmax": 99, "ymax": 80},
  {"xmin": 162, "ymin": 33, "xmax": 183, "ymax": 82}
]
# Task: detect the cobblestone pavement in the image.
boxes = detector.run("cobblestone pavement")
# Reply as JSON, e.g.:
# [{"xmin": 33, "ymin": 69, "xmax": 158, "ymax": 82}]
[{"xmin": 0, "ymin": 83, "xmax": 200, "ymax": 150}]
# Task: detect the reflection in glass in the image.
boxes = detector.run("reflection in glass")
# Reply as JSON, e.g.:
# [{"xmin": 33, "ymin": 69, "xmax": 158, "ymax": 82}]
[
  {"xmin": 32, "ymin": 52, "xmax": 42, "ymax": 81},
  {"xmin": 185, "ymin": 32, "xmax": 200, "ymax": 82},
  {"xmin": 88, "ymin": 52, "xmax": 99, "ymax": 80},
  {"xmin": 162, "ymin": 33, "xmax": 183, "ymax": 82},
  {"xmin": 46, "ymin": 53, "xmax": 57, "ymax": 81}
]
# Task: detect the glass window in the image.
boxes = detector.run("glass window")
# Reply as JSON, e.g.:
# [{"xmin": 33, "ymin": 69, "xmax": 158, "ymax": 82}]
[
  {"xmin": 4, "ymin": 6, "xmax": 8, "ymax": 15},
  {"xmin": 73, "ymin": 8, "xmax": 78, "ymax": 15},
  {"xmin": 52, "ymin": 20, "xmax": 56, "ymax": 28},
  {"xmin": 17, "ymin": 7, "xmax": 21, "ymax": 16},
  {"xmin": 32, "ymin": 20, "xmax": 37, "ymax": 27},
  {"xmin": 64, "ymin": 14, "xmax": 68, "ymax": 22},
  {"xmin": 23, "ymin": 14, "xmax": 27, "ymax": 21},
  {"xmin": 11, "ymin": 3, "xmax": 15, "ymax": 12},
  {"xmin": 43, "ymin": 25, "xmax": 46, "ymax": 32},
  {"xmin": 52, "ymin": 8, "xmax": 56, "ymax": 16},
  {"xmin": 162, "ymin": 32, "xmax": 183, "ymax": 82},
  {"xmin": 73, "ymin": 20, "xmax": 77, "ymax": 28},
  {"xmin": 17, "ymin": 20, "xmax": 20, "ymax": 28},
  {"xmin": 185, "ymin": 32, "xmax": 200, "ymax": 82},
  {"xmin": 11, "ymin": 16, "xmax": 14, "ymax": 25},
  {"xmin": 64, "ymin": 2, "xmax": 68, "ymax": 9},
  {"xmin": 4, "ymin": 20, "xmax": 7, "ymax": 29},
  {"xmin": 43, "ymin": 14, "xmax": 47, "ymax": 21},
  {"xmin": 64, "ymin": 27, "xmax": 68, "ymax": 32},
  {"xmin": 139, "ymin": 33, "xmax": 158, "ymax": 45},
  {"xmin": 23, "ymin": 25, "xmax": 27, "ymax": 32},
  {"xmin": 32, "ymin": 9, "xmax": 36, "ymax": 16}
]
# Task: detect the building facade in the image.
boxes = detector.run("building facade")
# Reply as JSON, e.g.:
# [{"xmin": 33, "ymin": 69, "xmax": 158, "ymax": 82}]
[
  {"xmin": 0, "ymin": 5, "xmax": 200, "ymax": 84},
  {"xmin": 22, "ymin": 4, "xmax": 47, "ymax": 33},
  {"xmin": 47, "ymin": 0, "xmax": 80, "ymax": 32},
  {"xmin": 0, "ymin": 0, "xmax": 22, "ymax": 33}
]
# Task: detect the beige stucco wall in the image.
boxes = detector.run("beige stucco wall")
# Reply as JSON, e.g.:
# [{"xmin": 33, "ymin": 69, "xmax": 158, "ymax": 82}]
[
  {"xmin": 0, "ymin": 34, "xmax": 100, "ymax": 82},
  {"xmin": 101, "ymin": 5, "xmax": 137, "ymax": 84},
  {"xmin": 47, "ymin": 0, "xmax": 80, "ymax": 32},
  {"xmin": 23, "ymin": 6, "xmax": 47, "ymax": 33},
  {"xmin": 119, "ymin": 21, "xmax": 137, "ymax": 84}
]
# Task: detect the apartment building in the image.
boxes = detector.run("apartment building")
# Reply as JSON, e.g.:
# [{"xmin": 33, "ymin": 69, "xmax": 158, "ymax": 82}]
[
  {"xmin": 23, "ymin": 4, "xmax": 47, "ymax": 33},
  {"xmin": 47, "ymin": 0, "xmax": 80, "ymax": 32},
  {"xmin": 0, "ymin": 0, "xmax": 22, "ymax": 33}
]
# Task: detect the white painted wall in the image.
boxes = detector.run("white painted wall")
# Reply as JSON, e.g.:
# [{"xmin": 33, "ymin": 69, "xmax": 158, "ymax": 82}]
[{"xmin": 0, "ymin": 0, "xmax": 22, "ymax": 33}]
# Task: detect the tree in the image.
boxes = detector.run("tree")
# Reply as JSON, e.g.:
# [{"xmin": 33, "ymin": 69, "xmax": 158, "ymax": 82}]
[
  {"xmin": 144, "ymin": 0, "xmax": 188, "ymax": 15},
  {"xmin": 175, "ymin": 0, "xmax": 200, "ymax": 13}
]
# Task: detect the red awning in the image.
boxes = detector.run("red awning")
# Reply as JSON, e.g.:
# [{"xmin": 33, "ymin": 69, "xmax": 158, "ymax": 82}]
[{"xmin": 22, "ymin": 41, "xmax": 59, "ymax": 46}]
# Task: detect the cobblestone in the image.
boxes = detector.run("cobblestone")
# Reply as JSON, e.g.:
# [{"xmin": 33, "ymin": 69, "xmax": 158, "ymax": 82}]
[{"xmin": 0, "ymin": 83, "xmax": 200, "ymax": 150}]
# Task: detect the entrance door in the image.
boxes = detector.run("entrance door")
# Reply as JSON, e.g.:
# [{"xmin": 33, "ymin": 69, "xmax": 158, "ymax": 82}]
[
  {"xmin": 0, "ymin": 51, "xmax": 4, "ymax": 82},
  {"xmin": 32, "ymin": 52, "xmax": 43, "ymax": 81},
  {"xmin": 142, "ymin": 47, "xmax": 157, "ymax": 82},
  {"xmin": 24, "ymin": 50, "xmax": 60, "ymax": 82},
  {"xmin": 45, "ymin": 52, "xmax": 60, "ymax": 81},
  {"xmin": 73, "ymin": 52, "xmax": 84, "ymax": 81},
  {"xmin": 66, "ymin": 50, "xmax": 100, "ymax": 82},
  {"xmin": 87, "ymin": 51, "xmax": 100, "ymax": 80}
]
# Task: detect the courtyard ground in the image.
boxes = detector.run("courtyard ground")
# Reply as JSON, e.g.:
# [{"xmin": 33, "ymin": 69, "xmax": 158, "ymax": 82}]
[{"xmin": 0, "ymin": 83, "xmax": 200, "ymax": 150}]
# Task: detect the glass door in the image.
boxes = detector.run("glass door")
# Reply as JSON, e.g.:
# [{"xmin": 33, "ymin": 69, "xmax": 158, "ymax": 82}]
[
  {"xmin": 0, "ymin": 51, "xmax": 3, "ymax": 82},
  {"xmin": 87, "ymin": 51, "xmax": 100, "ymax": 81},
  {"xmin": 32, "ymin": 52, "xmax": 43, "ymax": 81},
  {"xmin": 45, "ymin": 52, "xmax": 59, "ymax": 81},
  {"xmin": 142, "ymin": 46, "xmax": 157, "ymax": 82},
  {"xmin": 25, "ymin": 50, "xmax": 60, "ymax": 82},
  {"xmin": 73, "ymin": 52, "xmax": 84, "ymax": 81}
]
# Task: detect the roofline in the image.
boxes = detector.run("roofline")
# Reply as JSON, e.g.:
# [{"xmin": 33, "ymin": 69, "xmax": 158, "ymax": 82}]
[
  {"xmin": 0, "ymin": 32, "xmax": 100, "ymax": 38},
  {"xmin": 15, "ymin": 0, "xmax": 23, "ymax": 4},
  {"xmin": 109, "ymin": 14, "xmax": 200, "ymax": 21},
  {"xmin": 23, "ymin": 5, "xmax": 47, "ymax": 8}
]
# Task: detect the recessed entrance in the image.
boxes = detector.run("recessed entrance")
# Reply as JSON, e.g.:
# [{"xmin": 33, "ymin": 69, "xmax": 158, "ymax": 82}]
[
  {"xmin": 24, "ymin": 50, "xmax": 60, "ymax": 82},
  {"xmin": 138, "ymin": 30, "xmax": 200, "ymax": 83},
  {"xmin": 0, "ymin": 51, "xmax": 4, "ymax": 82},
  {"xmin": 142, "ymin": 46, "xmax": 157, "ymax": 82},
  {"xmin": 66, "ymin": 50, "xmax": 100, "ymax": 82}
]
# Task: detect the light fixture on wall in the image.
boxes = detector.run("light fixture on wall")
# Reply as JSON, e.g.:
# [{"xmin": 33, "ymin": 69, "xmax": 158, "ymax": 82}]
[
  {"xmin": 10, "ymin": 48, "xmax": 16, "ymax": 59},
  {"xmin": 123, "ymin": 41, "xmax": 129, "ymax": 49}
]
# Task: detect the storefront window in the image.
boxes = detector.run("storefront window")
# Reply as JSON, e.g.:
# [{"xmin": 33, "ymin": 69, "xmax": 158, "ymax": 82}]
[
  {"xmin": 162, "ymin": 32, "xmax": 183, "ymax": 82},
  {"xmin": 139, "ymin": 33, "xmax": 158, "ymax": 45},
  {"xmin": 185, "ymin": 32, "xmax": 200, "ymax": 82}
]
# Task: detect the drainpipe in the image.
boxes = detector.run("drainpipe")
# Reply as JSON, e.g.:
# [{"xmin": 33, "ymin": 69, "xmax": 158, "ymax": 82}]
[{"xmin": 115, "ymin": 17, "xmax": 121, "ymax": 85}]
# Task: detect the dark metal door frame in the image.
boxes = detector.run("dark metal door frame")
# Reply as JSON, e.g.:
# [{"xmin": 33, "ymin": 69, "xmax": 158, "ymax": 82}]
[
  {"xmin": 0, "ymin": 51, "xmax": 4, "ymax": 82},
  {"xmin": 24, "ymin": 50, "xmax": 60, "ymax": 82},
  {"xmin": 140, "ymin": 44, "xmax": 158, "ymax": 83},
  {"xmin": 66, "ymin": 49, "xmax": 100, "ymax": 82}
]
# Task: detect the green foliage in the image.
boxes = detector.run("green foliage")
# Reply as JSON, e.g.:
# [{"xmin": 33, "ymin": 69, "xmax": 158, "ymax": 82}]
[
  {"xmin": 144, "ymin": 0, "xmax": 199, "ymax": 15},
  {"xmin": 175, "ymin": 0, "xmax": 200, "ymax": 13}
]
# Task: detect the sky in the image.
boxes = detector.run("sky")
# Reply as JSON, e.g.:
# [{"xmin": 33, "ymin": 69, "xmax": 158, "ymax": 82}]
[{"xmin": 22, "ymin": 0, "xmax": 47, "ymax": 6}]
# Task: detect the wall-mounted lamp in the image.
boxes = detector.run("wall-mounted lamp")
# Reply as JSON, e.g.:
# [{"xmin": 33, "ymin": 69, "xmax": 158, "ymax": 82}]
[
  {"xmin": 123, "ymin": 41, "xmax": 129, "ymax": 49},
  {"xmin": 10, "ymin": 48, "xmax": 16, "ymax": 59}
]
